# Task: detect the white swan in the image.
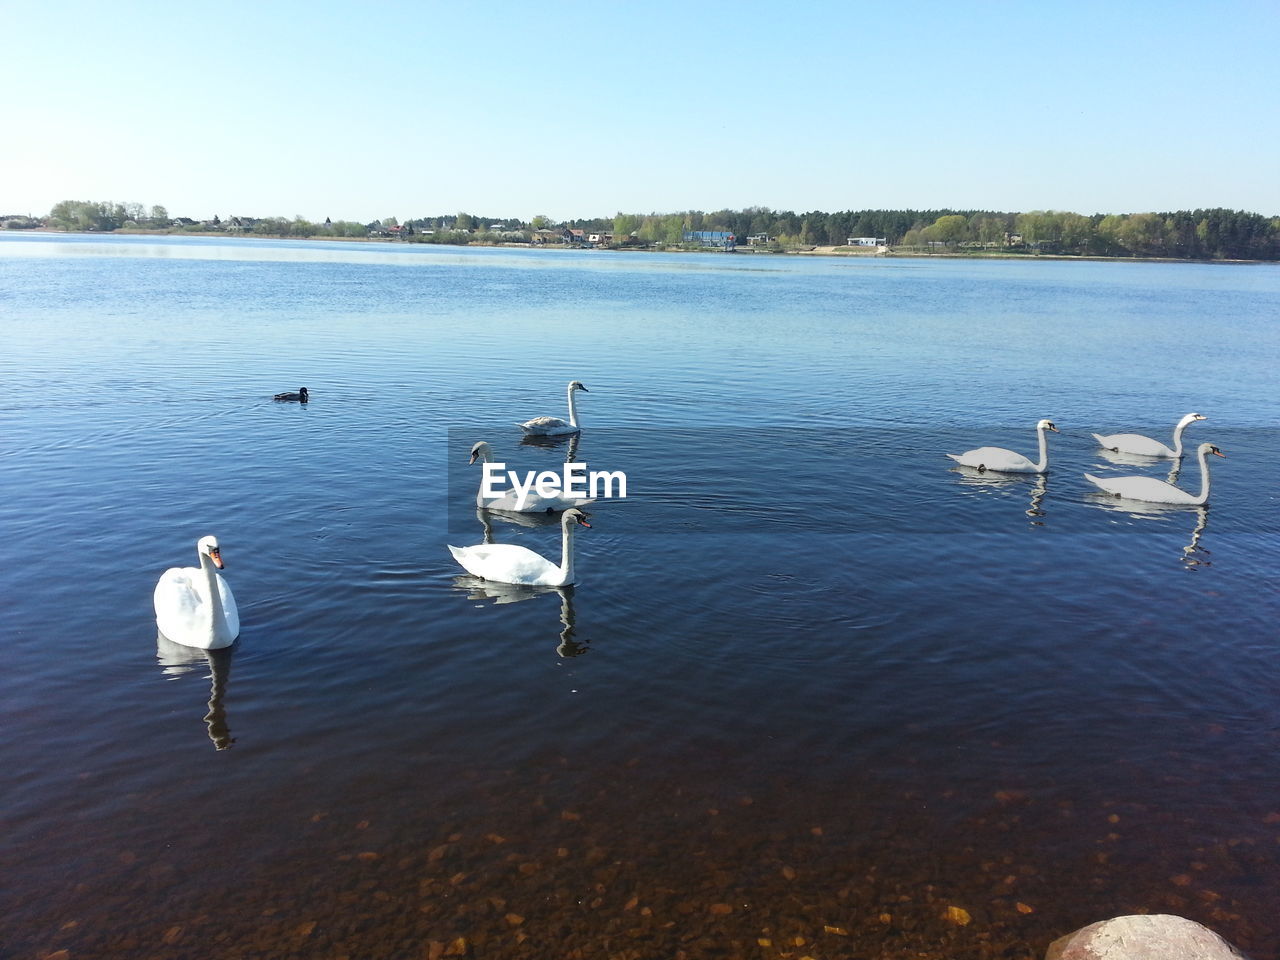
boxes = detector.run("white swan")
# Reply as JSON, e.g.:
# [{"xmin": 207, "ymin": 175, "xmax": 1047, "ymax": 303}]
[
  {"xmin": 1092, "ymin": 412, "xmax": 1205, "ymax": 458},
  {"xmin": 153, "ymin": 535, "xmax": 240, "ymax": 649},
  {"xmin": 947, "ymin": 419, "xmax": 1059, "ymax": 474},
  {"xmin": 469, "ymin": 441, "xmax": 595, "ymax": 512},
  {"xmin": 1085, "ymin": 443, "xmax": 1225, "ymax": 505},
  {"xmin": 517, "ymin": 380, "xmax": 588, "ymax": 436},
  {"xmin": 448, "ymin": 509, "xmax": 591, "ymax": 586}
]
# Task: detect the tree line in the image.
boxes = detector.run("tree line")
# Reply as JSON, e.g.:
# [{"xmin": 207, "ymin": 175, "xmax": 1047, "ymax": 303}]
[
  {"xmin": 589, "ymin": 207, "xmax": 1280, "ymax": 260},
  {"xmin": 33, "ymin": 200, "xmax": 1280, "ymax": 261}
]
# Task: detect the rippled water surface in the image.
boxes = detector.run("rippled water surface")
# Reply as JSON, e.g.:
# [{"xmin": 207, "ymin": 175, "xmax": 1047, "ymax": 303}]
[{"xmin": 2, "ymin": 234, "xmax": 1278, "ymax": 959}]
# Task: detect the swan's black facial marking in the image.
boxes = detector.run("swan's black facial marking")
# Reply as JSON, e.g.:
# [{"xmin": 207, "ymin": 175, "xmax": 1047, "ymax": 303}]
[{"xmin": 1210, "ymin": 446, "xmax": 1226, "ymax": 458}]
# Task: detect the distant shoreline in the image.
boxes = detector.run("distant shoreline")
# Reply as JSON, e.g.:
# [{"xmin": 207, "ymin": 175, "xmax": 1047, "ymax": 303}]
[{"xmin": 10, "ymin": 228, "xmax": 1272, "ymax": 266}]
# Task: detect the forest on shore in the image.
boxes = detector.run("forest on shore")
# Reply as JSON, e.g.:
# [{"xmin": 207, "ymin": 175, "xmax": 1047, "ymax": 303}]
[{"xmin": 16, "ymin": 200, "xmax": 1280, "ymax": 261}]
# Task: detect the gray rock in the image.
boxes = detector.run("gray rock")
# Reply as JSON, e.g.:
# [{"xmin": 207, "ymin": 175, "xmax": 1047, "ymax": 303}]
[{"xmin": 1046, "ymin": 915, "xmax": 1249, "ymax": 960}]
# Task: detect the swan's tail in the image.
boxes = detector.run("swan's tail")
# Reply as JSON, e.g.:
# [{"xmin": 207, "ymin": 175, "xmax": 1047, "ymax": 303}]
[
  {"xmin": 945, "ymin": 454, "xmax": 963, "ymax": 464},
  {"xmin": 515, "ymin": 422, "xmax": 532, "ymax": 433},
  {"xmin": 1090, "ymin": 434, "xmax": 1109, "ymax": 446},
  {"xmin": 1083, "ymin": 473, "xmax": 1109, "ymax": 491}
]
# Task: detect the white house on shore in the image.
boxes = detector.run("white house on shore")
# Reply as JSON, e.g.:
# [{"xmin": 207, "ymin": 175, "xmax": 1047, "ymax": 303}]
[{"xmin": 847, "ymin": 237, "xmax": 887, "ymax": 246}]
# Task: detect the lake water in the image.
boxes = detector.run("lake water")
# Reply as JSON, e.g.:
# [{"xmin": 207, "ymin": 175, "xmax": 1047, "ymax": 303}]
[{"xmin": 2, "ymin": 233, "xmax": 1278, "ymax": 960}]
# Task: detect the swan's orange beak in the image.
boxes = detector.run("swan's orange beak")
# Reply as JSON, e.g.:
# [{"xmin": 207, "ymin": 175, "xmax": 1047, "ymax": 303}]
[
  {"xmin": 209, "ymin": 548, "xmax": 225, "ymax": 568},
  {"xmin": 577, "ymin": 517, "xmax": 591, "ymax": 527},
  {"xmin": 468, "ymin": 452, "xmax": 478, "ymax": 464},
  {"xmin": 1213, "ymin": 449, "xmax": 1226, "ymax": 458}
]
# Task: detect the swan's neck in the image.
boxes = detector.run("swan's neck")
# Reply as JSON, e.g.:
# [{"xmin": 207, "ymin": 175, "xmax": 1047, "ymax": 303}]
[
  {"xmin": 1170, "ymin": 419, "xmax": 1190, "ymax": 457},
  {"xmin": 1034, "ymin": 427, "xmax": 1050, "ymax": 473},
  {"xmin": 1193, "ymin": 448, "xmax": 1213, "ymax": 505},
  {"xmin": 475, "ymin": 449, "xmax": 495, "ymax": 505},
  {"xmin": 566, "ymin": 386, "xmax": 579, "ymax": 427},
  {"xmin": 200, "ymin": 552, "xmax": 229, "ymax": 640},
  {"xmin": 559, "ymin": 520, "xmax": 576, "ymax": 583}
]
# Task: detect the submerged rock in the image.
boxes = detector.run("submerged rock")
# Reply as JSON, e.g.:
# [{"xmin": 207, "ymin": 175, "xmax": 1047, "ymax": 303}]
[{"xmin": 1046, "ymin": 915, "xmax": 1249, "ymax": 960}]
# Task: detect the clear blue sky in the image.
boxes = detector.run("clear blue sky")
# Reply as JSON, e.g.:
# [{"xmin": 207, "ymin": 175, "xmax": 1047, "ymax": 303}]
[{"xmin": 3, "ymin": 0, "xmax": 1277, "ymax": 221}]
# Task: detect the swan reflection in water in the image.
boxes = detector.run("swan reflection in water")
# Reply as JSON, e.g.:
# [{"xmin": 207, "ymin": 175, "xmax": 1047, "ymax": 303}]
[
  {"xmin": 950, "ymin": 466, "xmax": 1049, "ymax": 526},
  {"xmin": 155, "ymin": 633, "xmax": 235, "ymax": 749},
  {"xmin": 452, "ymin": 578, "xmax": 586, "ymax": 657},
  {"xmin": 1181, "ymin": 508, "xmax": 1210, "ymax": 567},
  {"xmin": 519, "ymin": 432, "xmax": 580, "ymax": 454},
  {"xmin": 1086, "ymin": 499, "xmax": 1212, "ymax": 568}
]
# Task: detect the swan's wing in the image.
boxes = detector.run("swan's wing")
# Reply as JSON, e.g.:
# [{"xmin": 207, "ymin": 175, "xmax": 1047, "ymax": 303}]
[
  {"xmin": 962, "ymin": 446, "xmax": 1021, "ymax": 461},
  {"xmin": 215, "ymin": 573, "xmax": 240, "ymax": 637},
  {"xmin": 949, "ymin": 446, "xmax": 1031, "ymax": 470},
  {"xmin": 484, "ymin": 490, "xmax": 596, "ymax": 512},
  {"xmin": 1093, "ymin": 433, "xmax": 1172, "ymax": 456},
  {"xmin": 448, "ymin": 543, "xmax": 558, "ymax": 583},
  {"xmin": 154, "ymin": 566, "xmax": 205, "ymax": 638},
  {"xmin": 518, "ymin": 416, "xmax": 571, "ymax": 433},
  {"xmin": 1085, "ymin": 473, "xmax": 1188, "ymax": 502},
  {"xmin": 480, "ymin": 490, "xmax": 522, "ymax": 510},
  {"xmin": 980, "ymin": 448, "xmax": 1034, "ymax": 471},
  {"xmin": 483, "ymin": 491, "xmax": 538, "ymax": 511},
  {"xmin": 1083, "ymin": 472, "xmax": 1112, "ymax": 491},
  {"xmin": 458, "ymin": 545, "xmax": 558, "ymax": 583}
]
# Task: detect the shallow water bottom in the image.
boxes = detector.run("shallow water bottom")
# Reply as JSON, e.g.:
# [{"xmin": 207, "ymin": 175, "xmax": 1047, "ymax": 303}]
[{"xmin": 10, "ymin": 750, "xmax": 1276, "ymax": 960}]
